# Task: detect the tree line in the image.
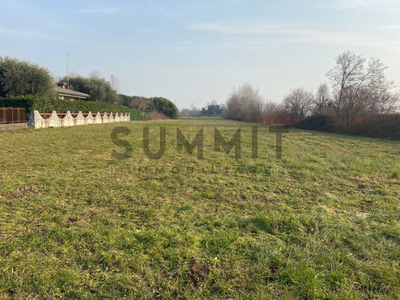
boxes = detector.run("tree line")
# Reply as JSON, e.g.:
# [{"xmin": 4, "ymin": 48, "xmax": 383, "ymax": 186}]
[
  {"xmin": 223, "ymin": 51, "xmax": 399, "ymax": 127},
  {"xmin": 0, "ymin": 56, "xmax": 179, "ymax": 119}
]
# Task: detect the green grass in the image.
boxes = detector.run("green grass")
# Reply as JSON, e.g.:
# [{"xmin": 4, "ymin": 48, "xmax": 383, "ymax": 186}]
[{"xmin": 0, "ymin": 118, "xmax": 400, "ymax": 299}]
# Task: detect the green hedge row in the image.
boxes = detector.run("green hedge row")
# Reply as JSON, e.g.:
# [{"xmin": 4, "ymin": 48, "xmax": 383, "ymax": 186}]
[{"xmin": 0, "ymin": 95, "xmax": 145, "ymax": 117}]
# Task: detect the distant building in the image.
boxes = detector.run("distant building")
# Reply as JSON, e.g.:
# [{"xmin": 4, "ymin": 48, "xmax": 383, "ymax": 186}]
[{"xmin": 54, "ymin": 85, "xmax": 90, "ymax": 101}]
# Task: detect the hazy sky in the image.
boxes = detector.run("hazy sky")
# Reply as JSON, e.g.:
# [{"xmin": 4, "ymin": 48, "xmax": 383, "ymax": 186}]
[{"xmin": 1, "ymin": 0, "xmax": 400, "ymax": 109}]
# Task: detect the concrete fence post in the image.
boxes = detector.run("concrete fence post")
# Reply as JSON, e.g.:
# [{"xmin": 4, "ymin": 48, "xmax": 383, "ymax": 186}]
[
  {"xmin": 87, "ymin": 112, "xmax": 94, "ymax": 124},
  {"xmin": 103, "ymin": 112, "xmax": 109, "ymax": 123}
]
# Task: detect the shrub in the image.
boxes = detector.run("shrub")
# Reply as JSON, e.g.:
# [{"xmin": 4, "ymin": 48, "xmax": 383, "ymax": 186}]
[
  {"xmin": 292, "ymin": 115, "xmax": 335, "ymax": 132},
  {"xmin": 150, "ymin": 97, "xmax": 179, "ymax": 119},
  {"xmin": 120, "ymin": 95, "xmax": 179, "ymax": 119},
  {"xmin": 344, "ymin": 115, "xmax": 400, "ymax": 140},
  {"xmin": 146, "ymin": 111, "xmax": 169, "ymax": 120},
  {"xmin": 293, "ymin": 114, "xmax": 400, "ymax": 140}
]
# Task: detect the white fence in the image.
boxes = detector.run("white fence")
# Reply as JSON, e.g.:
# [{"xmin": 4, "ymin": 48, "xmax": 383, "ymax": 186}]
[{"xmin": 28, "ymin": 111, "xmax": 130, "ymax": 129}]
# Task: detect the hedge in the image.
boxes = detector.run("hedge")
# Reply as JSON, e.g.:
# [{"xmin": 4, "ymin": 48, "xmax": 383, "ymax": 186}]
[
  {"xmin": 0, "ymin": 95, "xmax": 146, "ymax": 118},
  {"xmin": 292, "ymin": 115, "xmax": 335, "ymax": 132},
  {"xmin": 292, "ymin": 114, "xmax": 400, "ymax": 140},
  {"xmin": 344, "ymin": 115, "xmax": 400, "ymax": 140},
  {"xmin": 150, "ymin": 97, "xmax": 179, "ymax": 119}
]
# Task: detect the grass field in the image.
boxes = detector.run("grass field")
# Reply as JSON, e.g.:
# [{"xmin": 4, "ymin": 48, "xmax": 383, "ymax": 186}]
[{"xmin": 1, "ymin": 118, "xmax": 400, "ymax": 299}]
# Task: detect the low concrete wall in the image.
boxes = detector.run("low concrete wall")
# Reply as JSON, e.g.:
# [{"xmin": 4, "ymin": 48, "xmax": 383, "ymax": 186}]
[
  {"xmin": 0, "ymin": 123, "xmax": 28, "ymax": 131},
  {"xmin": 28, "ymin": 111, "xmax": 130, "ymax": 129}
]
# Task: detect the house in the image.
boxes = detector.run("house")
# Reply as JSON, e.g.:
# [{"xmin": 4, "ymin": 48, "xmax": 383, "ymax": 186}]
[{"xmin": 54, "ymin": 85, "xmax": 90, "ymax": 101}]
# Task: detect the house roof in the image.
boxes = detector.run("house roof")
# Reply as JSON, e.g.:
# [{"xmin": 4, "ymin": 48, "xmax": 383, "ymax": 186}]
[{"xmin": 54, "ymin": 86, "xmax": 90, "ymax": 99}]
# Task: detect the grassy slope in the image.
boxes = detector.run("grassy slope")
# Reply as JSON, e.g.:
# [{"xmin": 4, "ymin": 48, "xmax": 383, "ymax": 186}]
[{"xmin": 0, "ymin": 118, "xmax": 399, "ymax": 299}]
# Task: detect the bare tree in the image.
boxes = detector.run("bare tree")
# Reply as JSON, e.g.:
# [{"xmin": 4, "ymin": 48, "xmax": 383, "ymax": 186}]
[
  {"xmin": 326, "ymin": 51, "xmax": 398, "ymax": 125},
  {"xmin": 110, "ymin": 74, "xmax": 120, "ymax": 92},
  {"xmin": 263, "ymin": 102, "xmax": 286, "ymax": 124},
  {"xmin": 224, "ymin": 83, "xmax": 265, "ymax": 122},
  {"xmin": 131, "ymin": 97, "xmax": 149, "ymax": 112},
  {"xmin": 88, "ymin": 70, "xmax": 102, "ymax": 78},
  {"xmin": 180, "ymin": 108, "xmax": 191, "ymax": 117},
  {"xmin": 187, "ymin": 102, "xmax": 201, "ymax": 117},
  {"xmin": 314, "ymin": 83, "xmax": 331, "ymax": 115},
  {"xmin": 189, "ymin": 102, "xmax": 197, "ymax": 111},
  {"xmin": 264, "ymin": 102, "xmax": 278, "ymax": 117},
  {"xmin": 283, "ymin": 88, "xmax": 314, "ymax": 121}
]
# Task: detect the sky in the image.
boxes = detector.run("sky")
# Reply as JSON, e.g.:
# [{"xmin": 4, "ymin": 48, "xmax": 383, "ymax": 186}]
[{"xmin": 1, "ymin": 0, "xmax": 400, "ymax": 109}]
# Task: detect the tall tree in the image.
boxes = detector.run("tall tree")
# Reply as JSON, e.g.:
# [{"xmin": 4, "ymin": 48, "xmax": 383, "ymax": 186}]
[
  {"xmin": 110, "ymin": 74, "xmax": 120, "ymax": 92},
  {"xmin": 314, "ymin": 83, "xmax": 331, "ymax": 115},
  {"xmin": 224, "ymin": 83, "xmax": 265, "ymax": 122},
  {"xmin": 326, "ymin": 51, "xmax": 397, "ymax": 124},
  {"xmin": 283, "ymin": 88, "xmax": 314, "ymax": 121},
  {"xmin": 58, "ymin": 75, "xmax": 119, "ymax": 104},
  {"xmin": 0, "ymin": 56, "xmax": 55, "ymax": 97}
]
